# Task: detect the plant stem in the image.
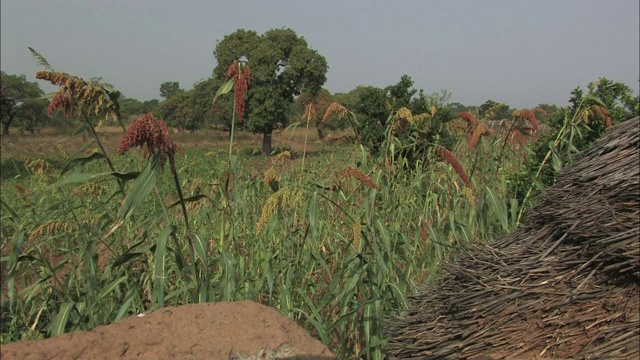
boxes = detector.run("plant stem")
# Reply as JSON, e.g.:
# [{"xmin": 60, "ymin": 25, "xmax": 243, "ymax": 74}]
[
  {"xmin": 169, "ymin": 153, "xmax": 196, "ymax": 275},
  {"xmin": 301, "ymin": 116, "xmax": 310, "ymax": 172},
  {"xmin": 516, "ymin": 106, "xmax": 579, "ymax": 224},
  {"xmin": 496, "ymin": 119, "xmax": 517, "ymax": 173},
  {"xmin": 83, "ymin": 112, "xmax": 125, "ymax": 195},
  {"xmin": 228, "ymin": 104, "xmax": 236, "ymax": 160},
  {"xmin": 221, "ymin": 99, "xmax": 238, "ymax": 251}
]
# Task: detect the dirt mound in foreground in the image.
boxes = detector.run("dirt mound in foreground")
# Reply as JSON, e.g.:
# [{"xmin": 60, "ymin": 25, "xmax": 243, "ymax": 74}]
[{"xmin": 1, "ymin": 300, "xmax": 336, "ymax": 360}]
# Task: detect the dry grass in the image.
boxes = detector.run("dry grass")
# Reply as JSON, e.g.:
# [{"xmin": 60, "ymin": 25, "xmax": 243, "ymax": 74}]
[{"xmin": 0, "ymin": 125, "xmax": 342, "ymax": 160}]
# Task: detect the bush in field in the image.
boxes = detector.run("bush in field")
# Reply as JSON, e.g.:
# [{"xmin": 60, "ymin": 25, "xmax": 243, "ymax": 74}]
[
  {"xmin": 352, "ymin": 86, "xmax": 389, "ymax": 155},
  {"xmin": 375, "ymin": 107, "xmax": 457, "ymax": 174},
  {"xmin": 352, "ymin": 76, "xmax": 458, "ymax": 160}
]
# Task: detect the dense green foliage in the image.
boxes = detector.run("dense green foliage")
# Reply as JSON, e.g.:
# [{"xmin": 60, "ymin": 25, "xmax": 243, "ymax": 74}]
[
  {"xmin": 478, "ymin": 99, "xmax": 511, "ymax": 120},
  {"xmin": 213, "ymin": 28, "xmax": 329, "ymax": 155},
  {"xmin": 0, "ymin": 71, "xmax": 46, "ymax": 134},
  {"xmin": 159, "ymin": 81, "xmax": 182, "ymax": 100},
  {"xmin": 119, "ymin": 97, "xmax": 158, "ymax": 120},
  {"xmin": 531, "ymin": 77, "xmax": 638, "ymax": 185}
]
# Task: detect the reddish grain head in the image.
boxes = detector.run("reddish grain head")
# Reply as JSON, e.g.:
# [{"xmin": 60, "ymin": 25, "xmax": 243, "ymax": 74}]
[
  {"xmin": 322, "ymin": 102, "xmax": 348, "ymax": 123},
  {"xmin": 225, "ymin": 60, "xmax": 251, "ymax": 123},
  {"xmin": 467, "ymin": 122, "xmax": 487, "ymax": 151},
  {"xmin": 117, "ymin": 114, "xmax": 178, "ymax": 168},
  {"xmin": 589, "ymin": 105, "xmax": 612, "ymax": 129},
  {"xmin": 460, "ymin": 111, "xmax": 478, "ymax": 132},
  {"xmin": 47, "ymin": 91, "xmax": 74, "ymax": 118},
  {"xmin": 304, "ymin": 103, "xmax": 317, "ymax": 123},
  {"xmin": 436, "ymin": 147, "xmax": 471, "ymax": 188}
]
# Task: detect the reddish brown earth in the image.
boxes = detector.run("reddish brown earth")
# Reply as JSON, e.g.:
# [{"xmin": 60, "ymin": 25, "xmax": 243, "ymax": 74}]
[{"xmin": 0, "ymin": 301, "xmax": 336, "ymax": 360}]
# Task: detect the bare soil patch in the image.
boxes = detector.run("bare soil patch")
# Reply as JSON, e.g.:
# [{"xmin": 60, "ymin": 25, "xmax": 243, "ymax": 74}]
[{"xmin": 1, "ymin": 300, "xmax": 336, "ymax": 360}]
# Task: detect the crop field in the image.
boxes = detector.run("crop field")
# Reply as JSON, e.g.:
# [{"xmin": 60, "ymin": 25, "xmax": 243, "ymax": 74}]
[
  {"xmin": 1, "ymin": 59, "xmax": 636, "ymax": 358},
  {"xmin": 0, "ymin": 119, "xmax": 533, "ymax": 357}
]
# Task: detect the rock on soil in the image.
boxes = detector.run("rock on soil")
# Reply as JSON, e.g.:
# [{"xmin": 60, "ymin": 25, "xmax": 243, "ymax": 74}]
[{"xmin": 1, "ymin": 300, "xmax": 336, "ymax": 360}]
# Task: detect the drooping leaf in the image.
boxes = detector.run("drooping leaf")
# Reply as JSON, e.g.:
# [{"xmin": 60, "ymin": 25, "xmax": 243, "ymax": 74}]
[
  {"xmin": 165, "ymin": 195, "xmax": 208, "ymax": 210},
  {"xmin": 152, "ymin": 225, "xmax": 175, "ymax": 309},
  {"xmin": 59, "ymin": 152, "xmax": 106, "ymax": 176},
  {"xmin": 49, "ymin": 302, "xmax": 74, "ymax": 336},
  {"xmin": 94, "ymin": 275, "xmax": 128, "ymax": 304},
  {"xmin": 53, "ymin": 170, "xmax": 140, "ymax": 187},
  {"xmin": 38, "ymin": 91, "xmax": 57, "ymax": 100},
  {"xmin": 485, "ymin": 186, "xmax": 509, "ymax": 231},
  {"xmin": 111, "ymin": 239, "xmax": 147, "ymax": 268},
  {"xmin": 212, "ymin": 79, "xmax": 234, "ymax": 105},
  {"xmin": 191, "ymin": 233, "xmax": 208, "ymax": 265},
  {"xmin": 117, "ymin": 156, "xmax": 160, "ymax": 221}
]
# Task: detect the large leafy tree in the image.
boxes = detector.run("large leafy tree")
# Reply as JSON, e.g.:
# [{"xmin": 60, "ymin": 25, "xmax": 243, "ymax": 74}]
[
  {"xmin": 189, "ymin": 77, "xmax": 233, "ymax": 131},
  {"xmin": 386, "ymin": 74, "xmax": 416, "ymax": 110},
  {"xmin": 213, "ymin": 28, "xmax": 328, "ymax": 155},
  {"xmin": 142, "ymin": 99, "xmax": 160, "ymax": 113},
  {"xmin": 348, "ymin": 85, "xmax": 389, "ymax": 155},
  {"xmin": 119, "ymin": 96, "xmax": 147, "ymax": 119},
  {"xmin": 0, "ymin": 71, "xmax": 45, "ymax": 134},
  {"xmin": 119, "ymin": 95, "xmax": 160, "ymax": 120},
  {"xmin": 157, "ymin": 78, "xmax": 234, "ymax": 133},
  {"xmin": 447, "ymin": 102, "xmax": 476, "ymax": 114},
  {"xmin": 159, "ymin": 81, "xmax": 182, "ymax": 99},
  {"xmin": 154, "ymin": 90, "xmax": 191, "ymax": 133}
]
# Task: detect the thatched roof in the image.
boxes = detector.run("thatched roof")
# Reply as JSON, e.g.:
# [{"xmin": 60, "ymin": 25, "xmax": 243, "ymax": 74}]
[{"xmin": 386, "ymin": 117, "xmax": 639, "ymax": 359}]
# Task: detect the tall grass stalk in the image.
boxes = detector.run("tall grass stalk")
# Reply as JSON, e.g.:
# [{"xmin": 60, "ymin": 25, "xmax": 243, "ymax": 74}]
[
  {"xmin": 301, "ymin": 115, "xmax": 311, "ymax": 172},
  {"xmin": 516, "ymin": 103, "xmax": 582, "ymax": 224}
]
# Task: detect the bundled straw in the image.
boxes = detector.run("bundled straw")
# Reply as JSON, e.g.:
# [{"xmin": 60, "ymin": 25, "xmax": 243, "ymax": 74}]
[{"xmin": 386, "ymin": 117, "xmax": 640, "ymax": 359}]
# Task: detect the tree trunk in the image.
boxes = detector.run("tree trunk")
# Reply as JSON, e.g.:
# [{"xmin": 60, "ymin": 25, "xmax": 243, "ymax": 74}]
[
  {"xmin": 2, "ymin": 121, "xmax": 10, "ymax": 135},
  {"xmin": 262, "ymin": 131, "xmax": 273, "ymax": 156},
  {"xmin": 316, "ymin": 125, "xmax": 325, "ymax": 141}
]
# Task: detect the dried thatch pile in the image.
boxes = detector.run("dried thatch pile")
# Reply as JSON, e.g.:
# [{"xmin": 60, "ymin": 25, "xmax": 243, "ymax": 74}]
[{"xmin": 386, "ymin": 117, "xmax": 640, "ymax": 359}]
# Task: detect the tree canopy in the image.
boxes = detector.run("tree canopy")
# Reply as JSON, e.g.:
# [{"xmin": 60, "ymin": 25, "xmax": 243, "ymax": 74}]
[
  {"xmin": 119, "ymin": 96, "xmax": 159, "ymax": 120},
  {"xmin": 154, "ymin": 77, "xmax": 232, "ymax": 133},
  {"xmin": 387, "ymin": 75, "xmax": 416, "ymax": 110},
  {"xmin": 159, "ymin": 81, "xmax": 182, "ymax": 99},
  {"xmin": 478, "ymin": 99, "xmax": 511, "ymax": 120},
  {"xmin": 213, "ymin": 28, "xmax": 328, "ymax": 155},
  {"xmin": 0, "ymin": 71, "xmax": 45, "ymax": 134}
]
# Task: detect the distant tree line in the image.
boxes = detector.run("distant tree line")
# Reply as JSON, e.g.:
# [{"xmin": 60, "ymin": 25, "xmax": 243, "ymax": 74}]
[{"xmin": 2, "ymin": 27, "xmax": 637, "ymax": 159}]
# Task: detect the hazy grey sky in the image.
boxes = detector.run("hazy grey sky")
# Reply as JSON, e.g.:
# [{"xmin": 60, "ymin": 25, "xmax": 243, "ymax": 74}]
[{"xmin": 1, "ymin": 0, "xmax": 638, "ymax": 108}]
